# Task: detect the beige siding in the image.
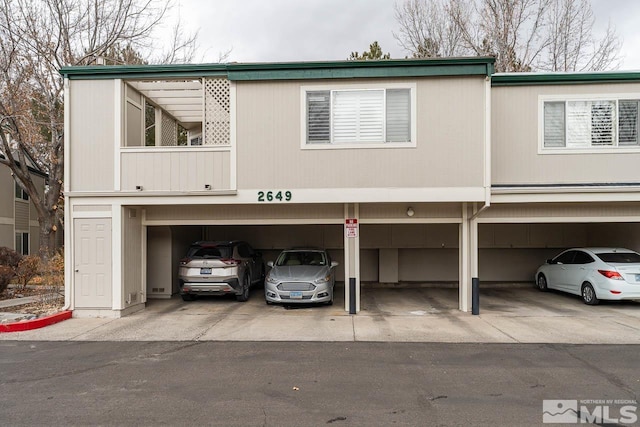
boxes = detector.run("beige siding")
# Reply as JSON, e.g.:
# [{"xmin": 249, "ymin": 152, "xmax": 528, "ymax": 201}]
[
  {"xmin": 0, "ymin": 166, "xmax": 14, "ymax": 219},
  {"xmin": 360, "ymin": 202, "xmax": 462, "ymax": 220},
  {"xmin": 120, "ymin": 150, "xmax": 231, "ymax": 191},
  {"xmin": 492, "ymin": 83, "xmax": 640, "ymax": 185},
  {"xmin": 145, "ymin": 203, "xmax": 343, "ymax": 223},
  {"xmin": 0, "ymin": 224, "xmax": 12, "ymax": 249},
  {"xmin": 69, "ymin": 80, "xmax": 115, "ymax": 191},
  {"xmin": 122, "ymin": 207, "xmax": 143, "ymax": 308},
  {"xmin": 480, "ymin": 202, "xmax": 640, "ymax": 220},
  {"xmin": 236, "ymin": 77, "xmax": 486, "ymax": 191},
  {"xmin": 14, "ymin": 201, "xmax": 29, "ymax": 231}
]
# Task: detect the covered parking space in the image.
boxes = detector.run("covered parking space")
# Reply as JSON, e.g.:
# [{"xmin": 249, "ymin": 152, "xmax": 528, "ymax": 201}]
[
  {"xmin": 474, "ymin": 201, "xmax": 640, "ymax": 311},
  {"xmin": 142, "ymin": 203, "xmax": 346, "ymax": 304},
  {"xmin": 142, "ymin": 201, "xmax": 471, "ymax": 314}
]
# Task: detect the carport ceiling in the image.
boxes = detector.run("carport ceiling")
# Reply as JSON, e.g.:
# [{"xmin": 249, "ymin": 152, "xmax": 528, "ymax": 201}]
[{"xmin": 128, "ymin": 80, "xmax": 203, "ymax": 127}]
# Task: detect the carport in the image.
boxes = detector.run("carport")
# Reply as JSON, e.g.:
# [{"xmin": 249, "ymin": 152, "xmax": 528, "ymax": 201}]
[
  {"xmin": 475, "ymin": 201, "xmax": 640, "ymax": 309},
  {"xmin": 143, "ymin": 202, "xmax": 472, "ymax": 314},
  {"xmin": 143, "ymin": 203, "xmax": 346, "ymax": 304}
]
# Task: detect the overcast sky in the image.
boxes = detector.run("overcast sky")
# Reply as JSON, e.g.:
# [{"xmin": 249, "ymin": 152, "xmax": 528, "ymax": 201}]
[{"xmin": 169, "ymin": 0, "xmax": 640, "ymax": 70}]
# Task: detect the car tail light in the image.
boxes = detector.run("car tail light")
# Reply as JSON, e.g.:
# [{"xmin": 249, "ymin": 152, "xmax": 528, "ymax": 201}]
[
  {"xmin": 598, "ymin": 270, "xmax": 624, "ymax": 280},
  {"xmin": 610, "ymin": 290, "xmax": 622, "ymax": 294},
  {"xmin": 221, "ymin": 258, "xmax": 239, "ymax": 266},
  {"xmin": 180, "ymin": 258, "xmax": 191, "ymax": 266}
]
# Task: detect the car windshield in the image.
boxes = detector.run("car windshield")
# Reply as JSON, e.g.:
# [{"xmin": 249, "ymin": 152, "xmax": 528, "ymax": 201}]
[
  {"xmin": 275, "ymin": 251, "xmax": 326, "ymax": 267},
  {"xmin": 187, "ymin": 246, "xmax": 232, "ymax": 259},
  {"xmin": 596, "ymin": 252, "xmax": 640, "ymax": 263}
]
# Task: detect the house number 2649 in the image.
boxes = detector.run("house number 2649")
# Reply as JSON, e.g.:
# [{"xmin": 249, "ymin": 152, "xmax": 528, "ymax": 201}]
[{"xmin": 257, "ymin": 191, "xmax": 292, "ymax": 202}]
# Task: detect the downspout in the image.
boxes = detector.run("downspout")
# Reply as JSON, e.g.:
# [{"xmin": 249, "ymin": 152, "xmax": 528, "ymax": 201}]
[{"xmin": 471, "ymin": 73, "xmax": 493, "ymax": 221}]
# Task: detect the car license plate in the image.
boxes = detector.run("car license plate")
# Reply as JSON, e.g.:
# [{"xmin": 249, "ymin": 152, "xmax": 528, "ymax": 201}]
[
  {"xmin": 290, "ymin": 291, "xmax": 303, "ymax": 299},
  {"xmin": 200, "ymin": 268, "xmax": 212, "ymax": 274}
]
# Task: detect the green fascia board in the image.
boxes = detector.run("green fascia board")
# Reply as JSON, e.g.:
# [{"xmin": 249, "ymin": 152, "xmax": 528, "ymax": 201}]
[
  {"xmin": 226, "ymin": 58, "xmax": 495, "ymax": 80},
  {"xmin": 59, "ymin": 63, "xmax": 228, "ymax": 80},
  {"xmin": 492, "ymin": 71, "xmax": 640, "ymax": 86},
  {"xmin": 59, "ymin": 57, "xmax": 495, "ymax": 80}
]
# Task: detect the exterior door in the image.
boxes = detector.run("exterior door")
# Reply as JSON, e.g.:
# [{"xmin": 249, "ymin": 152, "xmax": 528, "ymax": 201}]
[{"xmin": 74, "ymin": 218, "xmax": 112, "ymax": 308}]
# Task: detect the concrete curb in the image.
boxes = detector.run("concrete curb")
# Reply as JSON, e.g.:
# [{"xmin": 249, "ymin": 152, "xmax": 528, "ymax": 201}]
[{"xmin": 0, "ymin": 311, "xmax": 72, "ymax": 333}]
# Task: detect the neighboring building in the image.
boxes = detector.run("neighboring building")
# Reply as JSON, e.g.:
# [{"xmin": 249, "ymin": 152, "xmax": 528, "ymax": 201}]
[
  {"xmin": 60, "ymin": 59, "xmax": 640, "ymax": 318},
  {"xmin": 0, "ymin": 152, "xmax": 47, "ymax": 255}
]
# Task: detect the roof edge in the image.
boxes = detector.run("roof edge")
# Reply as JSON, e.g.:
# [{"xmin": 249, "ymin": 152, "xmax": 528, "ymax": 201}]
[
  {"xmin": 492, "ymin": 71, "xmax": 640, "ymax": 86},
  {"xmin": 59, "ymin": 57, "xmax": 496, "ymax": 80}
]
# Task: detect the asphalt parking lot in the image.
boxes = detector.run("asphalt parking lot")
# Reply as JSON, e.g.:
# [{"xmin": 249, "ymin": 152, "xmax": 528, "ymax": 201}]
[{"xmin": 2, "ymin": 285, "xmax": 640, "ymax": 343}]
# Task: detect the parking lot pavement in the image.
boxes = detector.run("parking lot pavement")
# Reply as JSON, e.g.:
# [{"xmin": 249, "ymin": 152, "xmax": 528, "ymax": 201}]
[{"xmin": 1, "ymin": 285, "xmax": 639, "ymax": 343}]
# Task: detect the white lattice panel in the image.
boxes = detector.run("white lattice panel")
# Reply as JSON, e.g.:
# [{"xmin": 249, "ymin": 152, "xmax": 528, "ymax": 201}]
[
  {"xmin": 161, "ymin": 113, "xmax": 177, "ymax": 146},
  {"xmin": 204, "ymin": 78, "xmax": 230, "ymax": 145}
]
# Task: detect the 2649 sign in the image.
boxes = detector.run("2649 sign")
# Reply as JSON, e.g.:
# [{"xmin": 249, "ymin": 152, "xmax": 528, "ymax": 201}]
[{"xmin": 257, "ymin": 191, "xmax": 292, "ymax": 202}]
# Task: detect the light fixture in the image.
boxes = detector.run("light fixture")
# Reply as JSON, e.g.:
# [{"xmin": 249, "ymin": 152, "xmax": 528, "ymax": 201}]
[
  {"xmin": 204, "ymin": 184, "xmax": 212, "ymax": 190},
  {"xmin": 406, "ymin": 207, "xmax": 415, "ymax": 217}
]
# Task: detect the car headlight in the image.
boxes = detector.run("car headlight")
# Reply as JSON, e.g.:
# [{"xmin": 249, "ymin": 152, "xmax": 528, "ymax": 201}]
[
  {"xmin": 314, "ymin": 275, "xmax": 331, "ymax": 284},
  {"xmin": 266, "ymin": 275, "xmax": 278, "ymax": 284}
]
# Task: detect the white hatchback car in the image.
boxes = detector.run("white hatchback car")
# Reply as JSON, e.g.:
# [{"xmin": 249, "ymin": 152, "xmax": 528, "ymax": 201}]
[{"xmin": 535, "ymin": 247, "xmax": 640, "ymax": 305}]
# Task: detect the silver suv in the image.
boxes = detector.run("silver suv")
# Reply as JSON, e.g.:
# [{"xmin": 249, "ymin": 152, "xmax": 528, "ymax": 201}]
[{"xmin": 178, "ymin": 241, "xmax": 264, "ymax": 302}]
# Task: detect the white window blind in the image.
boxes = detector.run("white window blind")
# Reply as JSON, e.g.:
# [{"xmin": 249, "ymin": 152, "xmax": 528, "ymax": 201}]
[
  {"xmin": 305, "ymin": 87, "xmax": 412, "ymax": 145},
  {"xmin": 566, "ymin": 101, "xmax": 592, "ymax": 147},
  {"xmin": 333, "ymin": 90, "xmax": 384, "ymax": 143},
  {"xmin": 619, "ymin": 100, "xmax": 639, "ymax": 146},
  {"xmin": 386, "ymin": 89, "xmax": 411, "ymax": 142},
  {"xmin": 543, "ymin": 102, "xmax": 565, "ymax": 147},
  {"xmin": 590, "ymin": 101, "xmax": 615, "ymax": 146},
  {"xmin": 307, "ymin": 91, "xmax": 330, "ymax": 143}
]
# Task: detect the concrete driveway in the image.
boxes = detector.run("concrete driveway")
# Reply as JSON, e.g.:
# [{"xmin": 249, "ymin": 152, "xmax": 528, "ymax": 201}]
[{"xmin": 2, "ymin": 285, "xmax": 640, "ymax": 343}]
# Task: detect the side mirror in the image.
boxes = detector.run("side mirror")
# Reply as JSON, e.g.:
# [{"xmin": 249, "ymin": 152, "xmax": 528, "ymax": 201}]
[
  {"xmin": 267, "ymin": 261, "xmax": 274, "ymax": 267},
  {"xmin": 546, "ymin": 259, "xmax": 554, "ymax": 264},
  {"xmin": 330, "ymin": 261, "xmax": 339, "ymax": 267}
]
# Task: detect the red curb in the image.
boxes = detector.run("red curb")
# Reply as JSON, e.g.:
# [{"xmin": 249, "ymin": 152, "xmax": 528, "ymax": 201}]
[{"xmin": 0, "ymin": 310, "xmax": 73, "ymax": 333}]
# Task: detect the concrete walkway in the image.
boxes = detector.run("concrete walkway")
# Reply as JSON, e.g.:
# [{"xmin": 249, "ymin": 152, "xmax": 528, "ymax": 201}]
[{"xmin": 1, "ymin": 286, "xmax": 639, "ymax": 343}]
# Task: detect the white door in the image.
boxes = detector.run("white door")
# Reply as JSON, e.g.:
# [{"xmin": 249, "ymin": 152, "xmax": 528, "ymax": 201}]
[{"xmin": 74, "ymin": 218, "xmax": 112, "ymax": 308}]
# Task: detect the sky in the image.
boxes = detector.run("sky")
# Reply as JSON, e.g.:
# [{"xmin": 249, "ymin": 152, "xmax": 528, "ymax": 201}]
[{"xmin": 167, "ymin": 0, "xmax": 640, "ymax": 70}]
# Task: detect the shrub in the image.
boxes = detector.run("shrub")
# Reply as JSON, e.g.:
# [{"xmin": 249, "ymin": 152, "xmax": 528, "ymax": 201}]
[
  {"xmin": 0, "ymin": 246, "xmax": 22, "ymax": 294},
  {"xmin": 16, "ymin": 255, "xmax": 41, "ymax": 289}
]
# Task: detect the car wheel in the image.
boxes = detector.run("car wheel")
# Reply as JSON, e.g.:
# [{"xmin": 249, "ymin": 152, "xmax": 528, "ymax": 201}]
[
  {"xmin": 581, "ymin": 283, "xmax": 599, "ymax": 305},
  {"xmin": 181, "ymin": 294, "xmax": 195, "ymax": 302},
  {"xmin": 537, "ymin": 274, "xmax": 548, "ymax": 291},
  {"xmin": 236, "ymin": 275, "xmax": 250, "ymax": 302}
]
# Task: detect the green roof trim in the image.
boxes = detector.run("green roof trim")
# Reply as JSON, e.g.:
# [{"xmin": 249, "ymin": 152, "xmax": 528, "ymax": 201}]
[
  {"xmin": 59, "ymin": 57, "xmax": 495, "ymax": 81},
  {"xmin": 59, "ymin": 63, "xmax": 228, "ymax": 80},
  {"xmin": 492, "ymin": 71, "xmax": 640, "ymax": 86}
]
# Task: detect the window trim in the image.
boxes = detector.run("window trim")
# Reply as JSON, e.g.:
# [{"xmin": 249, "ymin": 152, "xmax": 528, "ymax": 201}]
[
  {"xmin": 539, "ymin": 93, "xmax": 640, "ymax": 154},
  {"xmin": 300, "ymin": 82, "xmax": 417, "ymax": 150}
]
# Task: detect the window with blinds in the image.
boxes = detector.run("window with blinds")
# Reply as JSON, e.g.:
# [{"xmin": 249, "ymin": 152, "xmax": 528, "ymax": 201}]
[
  {"xmin": 543, "ymin": 99, "xmax": 640, "ymax": 149},
  {"xmin": 306, "ymin": 88, "xmax": 412, "ymax": 144}
]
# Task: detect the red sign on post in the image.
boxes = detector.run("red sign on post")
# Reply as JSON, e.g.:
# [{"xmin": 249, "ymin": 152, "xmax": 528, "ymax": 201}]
[{"xmin": 345, "ymin": 218, "xmax": 358, "ymax": 238}]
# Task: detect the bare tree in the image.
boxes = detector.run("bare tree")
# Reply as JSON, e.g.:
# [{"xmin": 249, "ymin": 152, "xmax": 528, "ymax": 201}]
[
  {"xmin": 394, "ymin": 0, "xmax": 621, "ymax": 72},
  {"xmin": 393, "ymin": 0, "xmax": 468, "ymax": 58},
  {"xmin": 0, "ymin": 0, "xmax": 198, "ymax": 257}
]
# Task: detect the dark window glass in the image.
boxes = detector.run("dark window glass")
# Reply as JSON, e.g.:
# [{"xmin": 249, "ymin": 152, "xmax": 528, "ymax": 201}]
[
  {"xmin": 596, "ymin": 252, "xmax": 640, "ymax": 263},
  {"xmin": 188, "ymin": 246, "xmax": 232, "ymax": 259},
  {"xmin": 573, "ymin": 251, "xmax": 595, "ymax": 264},
  {"xmin": 554, "ymin": 251, "xmax": 576, "ymax": 264}
]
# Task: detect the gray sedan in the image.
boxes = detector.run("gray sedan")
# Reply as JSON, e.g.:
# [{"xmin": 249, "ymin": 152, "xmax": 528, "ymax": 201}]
[{"xmin": 264, "ymin": 249, "xmax": 338, "ymax": 305}]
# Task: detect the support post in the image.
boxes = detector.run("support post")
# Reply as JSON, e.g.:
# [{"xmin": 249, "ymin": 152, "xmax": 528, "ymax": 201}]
[
  {"xmin": 349, "ymin": 278, "xmax": 356, "ymax": 314},
  {"xmin": 472, "ymin": 277, "xmax": 480, "ymax": 315}
]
